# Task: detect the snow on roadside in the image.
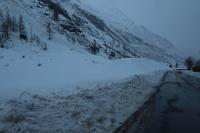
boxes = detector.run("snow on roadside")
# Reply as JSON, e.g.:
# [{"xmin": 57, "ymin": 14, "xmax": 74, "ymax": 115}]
[
  {"xmin": 0, "ymin": 71, "xmax": 165, "ymax": 133},
  {"xmin": 184, "ymin": 71, "xmax": 200, "ymax": 79},
  {"xmin": 0, "ymin": 44, "xmax": 168, "ymax": 101},
  {"xmin": 0, "ymin": 41, "xmax": 169, "ymax": 132}
]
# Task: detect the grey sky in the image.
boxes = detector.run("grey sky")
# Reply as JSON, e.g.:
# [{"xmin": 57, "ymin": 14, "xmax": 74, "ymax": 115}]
[{"xmin": 83, "ymin": 0, "xmax": 200, "ymax": 58}]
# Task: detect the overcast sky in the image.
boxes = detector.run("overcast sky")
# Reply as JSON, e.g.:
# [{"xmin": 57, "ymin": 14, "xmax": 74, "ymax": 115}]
[{"xmin": 82, "ymin": 0, "xmax": 200, "ymax": 58}]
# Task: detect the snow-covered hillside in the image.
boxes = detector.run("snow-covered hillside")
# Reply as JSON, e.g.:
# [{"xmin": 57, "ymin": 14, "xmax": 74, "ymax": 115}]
[
  {"xmin": 0, "ymin": 0, "xmax": 179, "ymax": 132},
  {"xmin": 0, "ymin": 0, "xmax": 177, "ymax": 63},
  {"xmin": 0, "ymin": 43, "xmax": 169, "ymax": 101}
]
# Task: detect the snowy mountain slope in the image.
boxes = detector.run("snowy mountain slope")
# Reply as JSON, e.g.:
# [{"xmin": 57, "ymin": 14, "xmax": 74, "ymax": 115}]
[
  {"xmin": 0, "ymin": 0, "xmax": 172, "ymax": 98},
  {"xmin": 0, "ymin": 1, "xmax": 178, "ymax": 132},
  {"xmin": 77, "ymin": 0, "xmax": 173, "ymax": 50},
  {"xmin": 0, "ymin": 0, "xmax": 177, "ymax": 63}
]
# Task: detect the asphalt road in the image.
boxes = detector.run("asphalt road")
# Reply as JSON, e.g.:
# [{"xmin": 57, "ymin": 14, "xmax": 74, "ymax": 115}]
[{"xmin": 136, "ymin": 71, "xmax": 200, "ymax": 133}]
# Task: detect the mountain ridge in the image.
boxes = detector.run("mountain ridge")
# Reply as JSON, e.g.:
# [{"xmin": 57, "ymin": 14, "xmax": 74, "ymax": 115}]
[{"xmin": 0, "ymin": 0, "xmax": 178, "ymax": 63}]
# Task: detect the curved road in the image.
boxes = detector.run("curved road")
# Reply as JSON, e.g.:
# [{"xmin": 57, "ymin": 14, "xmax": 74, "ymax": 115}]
[{"xmin": 132, "ymin": 71, "xmax": 200, "ymax": 133}]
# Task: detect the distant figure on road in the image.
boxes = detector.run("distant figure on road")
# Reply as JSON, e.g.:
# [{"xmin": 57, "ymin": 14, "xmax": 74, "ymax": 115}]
[
  {"xmin": 175, "ymin": 62, "xmax": 179, "ymax": 68},
  {"xmin": 174, "ymin": 62, "xmax": 181, "ymax": 82}
]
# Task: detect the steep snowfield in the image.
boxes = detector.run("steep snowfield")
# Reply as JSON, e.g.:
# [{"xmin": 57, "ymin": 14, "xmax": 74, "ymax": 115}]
[{"xmin": 0, "ymin": 43, "xmax": 168, "ymax": 101}]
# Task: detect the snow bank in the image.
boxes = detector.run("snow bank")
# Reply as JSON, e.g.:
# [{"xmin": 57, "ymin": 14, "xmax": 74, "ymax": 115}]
[
  {"xmin": 184, "ymin": 71, "xmax": 200, "ymax": 79},
  {"xmin": 0, "ymin": 71, "xmax": 164, "ymax": 133},
  {"xmin": 0, "ymin": 45, "xmax": 168, "ymax": 101}
]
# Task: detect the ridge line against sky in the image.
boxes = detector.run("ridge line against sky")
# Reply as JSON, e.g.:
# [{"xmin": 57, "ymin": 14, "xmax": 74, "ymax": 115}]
[{"xmin": 80, "ymin": 0, "xmax": 200, "ymax": 58}]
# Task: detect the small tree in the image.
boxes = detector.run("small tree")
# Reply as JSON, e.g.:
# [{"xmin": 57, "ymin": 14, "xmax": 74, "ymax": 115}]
[
  {"xmin": 0, "ymin": 26, "xmax": 4, "ymax": 47},
  {"xmin": 53, "ymin": 9, "xmax": 59, "ymax": 21},
  {"xmin": 89, "ymin": 40, "xmax": 99, "ymax": 54},
  {"xmin": 43, "ymin": 42, "xmax": 48, "ymax": 51},
  {"xmin": 109, "ymin": 51, "xmax": 115, "ymax": 59},
  {"xmin": 0, "ymin": 9, "xmax": 5, "ymax": 47},
  {"xmin": 0, "ymin": 26, "xmax": 2, "ymax": 47},
  {"xmin": 185, "ymin": 57, "xmax": 194, "ymax": 70},
  {"xmin": 1, "ymin": 12, "xmax": 11, "ymax": 42},
  {"xmin": 47, "ymin": 22, "xmax": 53, "ymax": 40},
  {"xmin": 0, "ymin": 8, "xmax": 2, "ymax": 21},
  {"xmin": 1, "ymin": 12, "xmax": 12, "ymax": 41},
  {"xmin": 11, "ymin": 16, "xmax": 17, "ymax": 32},
  {"xmin": 19, "ymin": 15, "xmax": 27, "ymax": 40}
]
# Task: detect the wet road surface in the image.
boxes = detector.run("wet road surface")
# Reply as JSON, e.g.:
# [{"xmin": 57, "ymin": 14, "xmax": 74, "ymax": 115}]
[{"xmin": 138, "ymin": 72, "xmax": 200, "ymax": 133}]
